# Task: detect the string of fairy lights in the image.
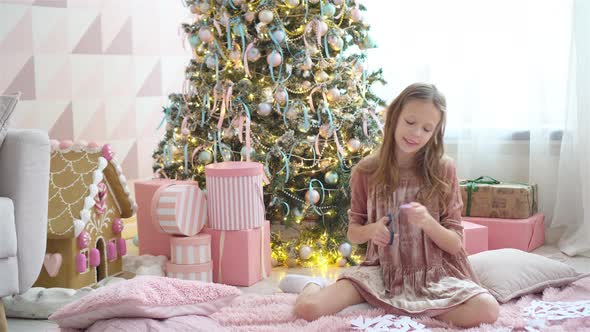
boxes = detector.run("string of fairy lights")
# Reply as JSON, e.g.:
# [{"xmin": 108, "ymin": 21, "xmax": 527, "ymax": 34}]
[{"xmin": 153, "ymin": 0, "xmax": 385, "ymax": 268}]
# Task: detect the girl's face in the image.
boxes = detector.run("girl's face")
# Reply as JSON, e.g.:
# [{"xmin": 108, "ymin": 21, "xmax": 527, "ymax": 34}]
[{"xmin": 394, "ymin": 99, "xmax": 441, "ymax": 156}]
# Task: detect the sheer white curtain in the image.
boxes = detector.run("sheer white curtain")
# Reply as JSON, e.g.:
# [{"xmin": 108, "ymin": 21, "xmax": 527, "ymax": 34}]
[
  {"xmin": 551, "ymin": 0, "xmax": 590, "ymax": 257},
  {"xmin": 362, "ymin": 0, "xmax": 572, "ymax": 224}
]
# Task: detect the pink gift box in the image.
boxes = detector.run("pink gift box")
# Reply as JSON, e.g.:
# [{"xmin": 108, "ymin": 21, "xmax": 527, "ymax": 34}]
[
  {"xmin": 462, "ymin": 213, "xmax": 545, "ymax": 252},
  {"xmin": 170, "ymin": 234, "xmax": 211, "ymax": 265},
  {"xmin": 151, "ymin": 182, "xmax": 207, "ymax": 236},
  {"xmin": 134, "ymin": 179, "xmax": 176, "ymax": 257},
  {"xmin": 205, "ymin": 162, "xmax": 265, "ymax": 230},
  {"xmin": 166, "ymin": 261, "xmax": 213, "ymax": 282},
  {"xmin": 462, "ymin": 221, "xmax": 488, "ymax": 255},
  {"xmin": 201, "ymin": 220, "xmax": 271, "ymax": 286}
]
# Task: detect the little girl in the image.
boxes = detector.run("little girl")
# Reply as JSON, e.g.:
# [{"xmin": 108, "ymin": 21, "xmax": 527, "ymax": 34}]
[{"xmin": 279, "ymin": 83, "xmax": 499, "ymax": 328}]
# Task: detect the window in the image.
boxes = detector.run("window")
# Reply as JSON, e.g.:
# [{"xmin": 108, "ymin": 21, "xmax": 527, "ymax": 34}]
[{"xmin": 362, "ymin": 0, "xmax": 572, "ymax": 134}]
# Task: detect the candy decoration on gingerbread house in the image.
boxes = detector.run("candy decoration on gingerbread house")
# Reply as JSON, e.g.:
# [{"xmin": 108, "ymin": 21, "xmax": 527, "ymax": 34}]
[{"xmin": 34, "ymin": 140, "xmax": 136, "ymax": 289}]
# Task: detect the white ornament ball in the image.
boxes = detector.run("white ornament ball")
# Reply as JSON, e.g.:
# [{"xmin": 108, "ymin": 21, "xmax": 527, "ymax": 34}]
[
  {"xmin": 338, "ymin": 257, "xmax": 347, "ymax": 267},
  {"xmin": 319, "ymin": 123, "xmax": 333, "ymax": 138},
  {"xmin": 258, "ymin": 10, "xmax": 274, "ymax": 24},
  {"xmin": 302, "ymin": 80, "xmax": 312, "ymax": 89},
  {"xmin": 347, "ymin": 138, "xmax": 361, "ymax": 152},
  {"xmin": 240, "ymin": 146, "xmax": 255, "ymax": 159},
  {"xmin": 328, "ymin": 35, "xmax": 344, "ymax": 51},
  {"xmin": 258, "ymin": 102, "xmax": 272, "ymax": 116},
  {"xmin": 247, "ymin": 47, "xmax": 261, "ymax": 61},
  {"xmin": 275, "ymin": 89, "xmax": 288, "ymax": 105},
  {"xmin": 267, "ymin": 52, "xmax": 282, "ymax": 67},
  {"xmin": 332, "ymin": 0, "xmax": 344, "ymax": 5},
  {"xmin": 325, "ymin": 171, "xmax": 339, "ymax": 185},
  {"xmin": 285, "ymin": 0, "xmax": 300, "ymax": 8},
  {"xmin": 286, "ymin": 105, "xmax": 298, "ymax": 120},
  {"xmin": 198, "ymin": 150, "xmax": 213, "ymax": 164},
  {"xmin": 272, "ymin": 29, "xmax": 286, "ymax": 43},
  {"xmin": 305, "ymin": 189, "xmax": 320, "ymax": 204},
  {"xmin": 198, "ymin": 27, "xmax": 213, "ymax": 43},
  {"xmin": 350, "ymin": 8, "xmax": 362, "ymax": 23},
  {"xmin": 322, "ymin": 3, "xmax": 336, "ymax": 17},
  {"xmin": 245, "ymin": 11, "xmax": 255, "ymax": 22},
  {"xmin": 326, "ymin": 87, "xmax": 340, "ymax": 102},
  {"xmin": 286, "ymin": 257, "xmax": 298, "ymax": 268},
  {"xmin": 309, "ymin": 0, "xmax": 319, "ymax": 4},
  {"xmin": 315, "ymin": 70, "xmax": 329, "ymax": 83},
  {"xmin": 338, "ymin": 242, "xmax": 352, "ymax": 257},
  {"xmin": 317, "ymin": 21, "xmax": 328, "ymax": 36},
  {"xmin": 271, "ymin": 256, "xmax": 278, "ymax": 267},
  {"xmin": 299, "ymin": 245, "xmax": 312, "ymax": 260}
]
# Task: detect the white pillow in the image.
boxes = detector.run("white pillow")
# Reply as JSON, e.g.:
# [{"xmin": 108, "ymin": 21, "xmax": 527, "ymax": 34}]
[
  {"xmin": 468, "ymin": 248, "xmax": 589, "ymax": 303},
  {"xmin": 0, "ymin": 92, "xmax": 20, "ymax": 146}
]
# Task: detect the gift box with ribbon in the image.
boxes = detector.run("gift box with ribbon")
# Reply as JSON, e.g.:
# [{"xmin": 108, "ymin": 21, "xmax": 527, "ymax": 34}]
[
  {"xmin": 205, "ymin": 162, "xmax": 265, "ymax": 230},
  {"xmin": 460, "ymin": 176, "xmax": 538, "ymax": 219},
  {"xmin": 201, "ymin": 220, "xmax": 271, "ymax": 286}
]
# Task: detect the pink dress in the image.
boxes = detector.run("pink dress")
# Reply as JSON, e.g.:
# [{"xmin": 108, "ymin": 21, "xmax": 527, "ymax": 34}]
[{"xmin": 338, "ymin": 158, "xmax": 489, "ymax": 317}]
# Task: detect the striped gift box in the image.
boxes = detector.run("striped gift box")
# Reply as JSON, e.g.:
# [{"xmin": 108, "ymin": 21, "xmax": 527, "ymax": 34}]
[
  {"xmin": 170, "ymin": 234, "xmax": 211, "ymax": 265},
  {"xmin": 150, "ymin": 183, "xmax": 207, "ymax": 236},
  {"xmin": 205, "ymin": 162, "xmax": 265, "ymax": 230},
  {"xmin": 166, "ymin": 261, "xmax": 212, "ymax": 282}
]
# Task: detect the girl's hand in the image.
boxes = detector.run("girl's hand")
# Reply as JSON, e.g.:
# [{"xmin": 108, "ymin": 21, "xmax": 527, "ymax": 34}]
[
  {"xmin": 401, "ymin": 202, "xmax": 436, "ymax": 230},
  {"xmin": 370, "ymin": 216, "xmax": 393, "ymax": 246}
]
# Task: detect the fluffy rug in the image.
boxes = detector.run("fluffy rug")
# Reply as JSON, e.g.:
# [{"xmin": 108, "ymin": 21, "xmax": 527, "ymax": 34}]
[{"xmin": 210, "ymin": 277, "xmax": 590, "ymax": 331}]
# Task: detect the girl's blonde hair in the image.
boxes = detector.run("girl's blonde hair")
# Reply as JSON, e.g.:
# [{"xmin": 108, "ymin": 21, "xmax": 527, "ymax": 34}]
[{"xmin": 358, "ymin": 83, "xmax": 451, "ymax": 209}]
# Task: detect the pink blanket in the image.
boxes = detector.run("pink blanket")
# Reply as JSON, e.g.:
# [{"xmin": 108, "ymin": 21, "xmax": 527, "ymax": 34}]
[{"xmin": 77, "ymin": 277, "xmax": 590, "ymax": 332}]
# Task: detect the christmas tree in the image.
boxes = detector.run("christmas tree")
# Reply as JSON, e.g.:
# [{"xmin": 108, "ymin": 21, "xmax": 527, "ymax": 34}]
[{"xmin": 153, "ymin": 0, "xmax": 385, "ymax": 268}]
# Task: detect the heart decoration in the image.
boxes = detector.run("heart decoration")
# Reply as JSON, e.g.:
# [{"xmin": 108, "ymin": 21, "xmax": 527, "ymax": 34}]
[
  {"xmin": 44, "ymin": 253, "xmax": 63, "ymax": 277},
  {"xmin": 94, "ymin": 182, "xmax": 107, "ymax": 214}
]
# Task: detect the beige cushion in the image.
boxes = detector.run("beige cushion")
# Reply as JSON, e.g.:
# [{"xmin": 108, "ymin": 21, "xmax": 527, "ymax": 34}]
[
  {"xmin": 0, "ymin": 92, "xmax": 20, "ymax": 146},
  {"xmin": 468, "ymin": 248, "xmax": 590, "ymax": 303}
]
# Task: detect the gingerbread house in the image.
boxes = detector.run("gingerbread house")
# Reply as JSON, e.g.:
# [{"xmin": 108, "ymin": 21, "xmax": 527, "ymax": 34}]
[{"xmin": 34, "ymin": 140, "xmax": 136, "ymax": 289}]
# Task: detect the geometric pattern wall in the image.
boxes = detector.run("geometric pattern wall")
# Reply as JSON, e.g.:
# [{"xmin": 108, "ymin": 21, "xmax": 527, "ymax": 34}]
[{"xmin": 0, "ymin": 0, "xmax": 191, "ymax": 181}]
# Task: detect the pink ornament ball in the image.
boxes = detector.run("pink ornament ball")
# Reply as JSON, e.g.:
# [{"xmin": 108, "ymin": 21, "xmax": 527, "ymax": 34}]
[
  {"xmin": 112, "ymin": 218, "xmax": 124, "ymax": 234},
  {"xmin": 102, "ymin": 144, "xmax": 114, "ymax": 161},
  {"xmin": 181, "ymin": 128, "xmax": 191, "ymax": 136},
  {"xmin": 267, "ymin": 52, "xmax": 282, "ymax": 67},
  {"xmin": 117, "ymin": 238, "xmax": 127, "ymax": 256},
  {"xmin": 59, "ymin": 140, "xmax": 73, "ymax": 149},
  {"xmin": 107, "ymin": 242, "xmax": 117, "ymax": 261},
  {"xmin": 89, "ymin": 248, "xmax": 100, "ymax": 267},
  {"xmin": 77, "ymin": 231, "xmax": 90, "ymax": 249},
  {"xmin": 76, "ymin": 253, "xmax": 87, "ymax": 273},
  {"xmin": 305, "ymin": 189, "xmax": 320, "ymax": 204}
]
